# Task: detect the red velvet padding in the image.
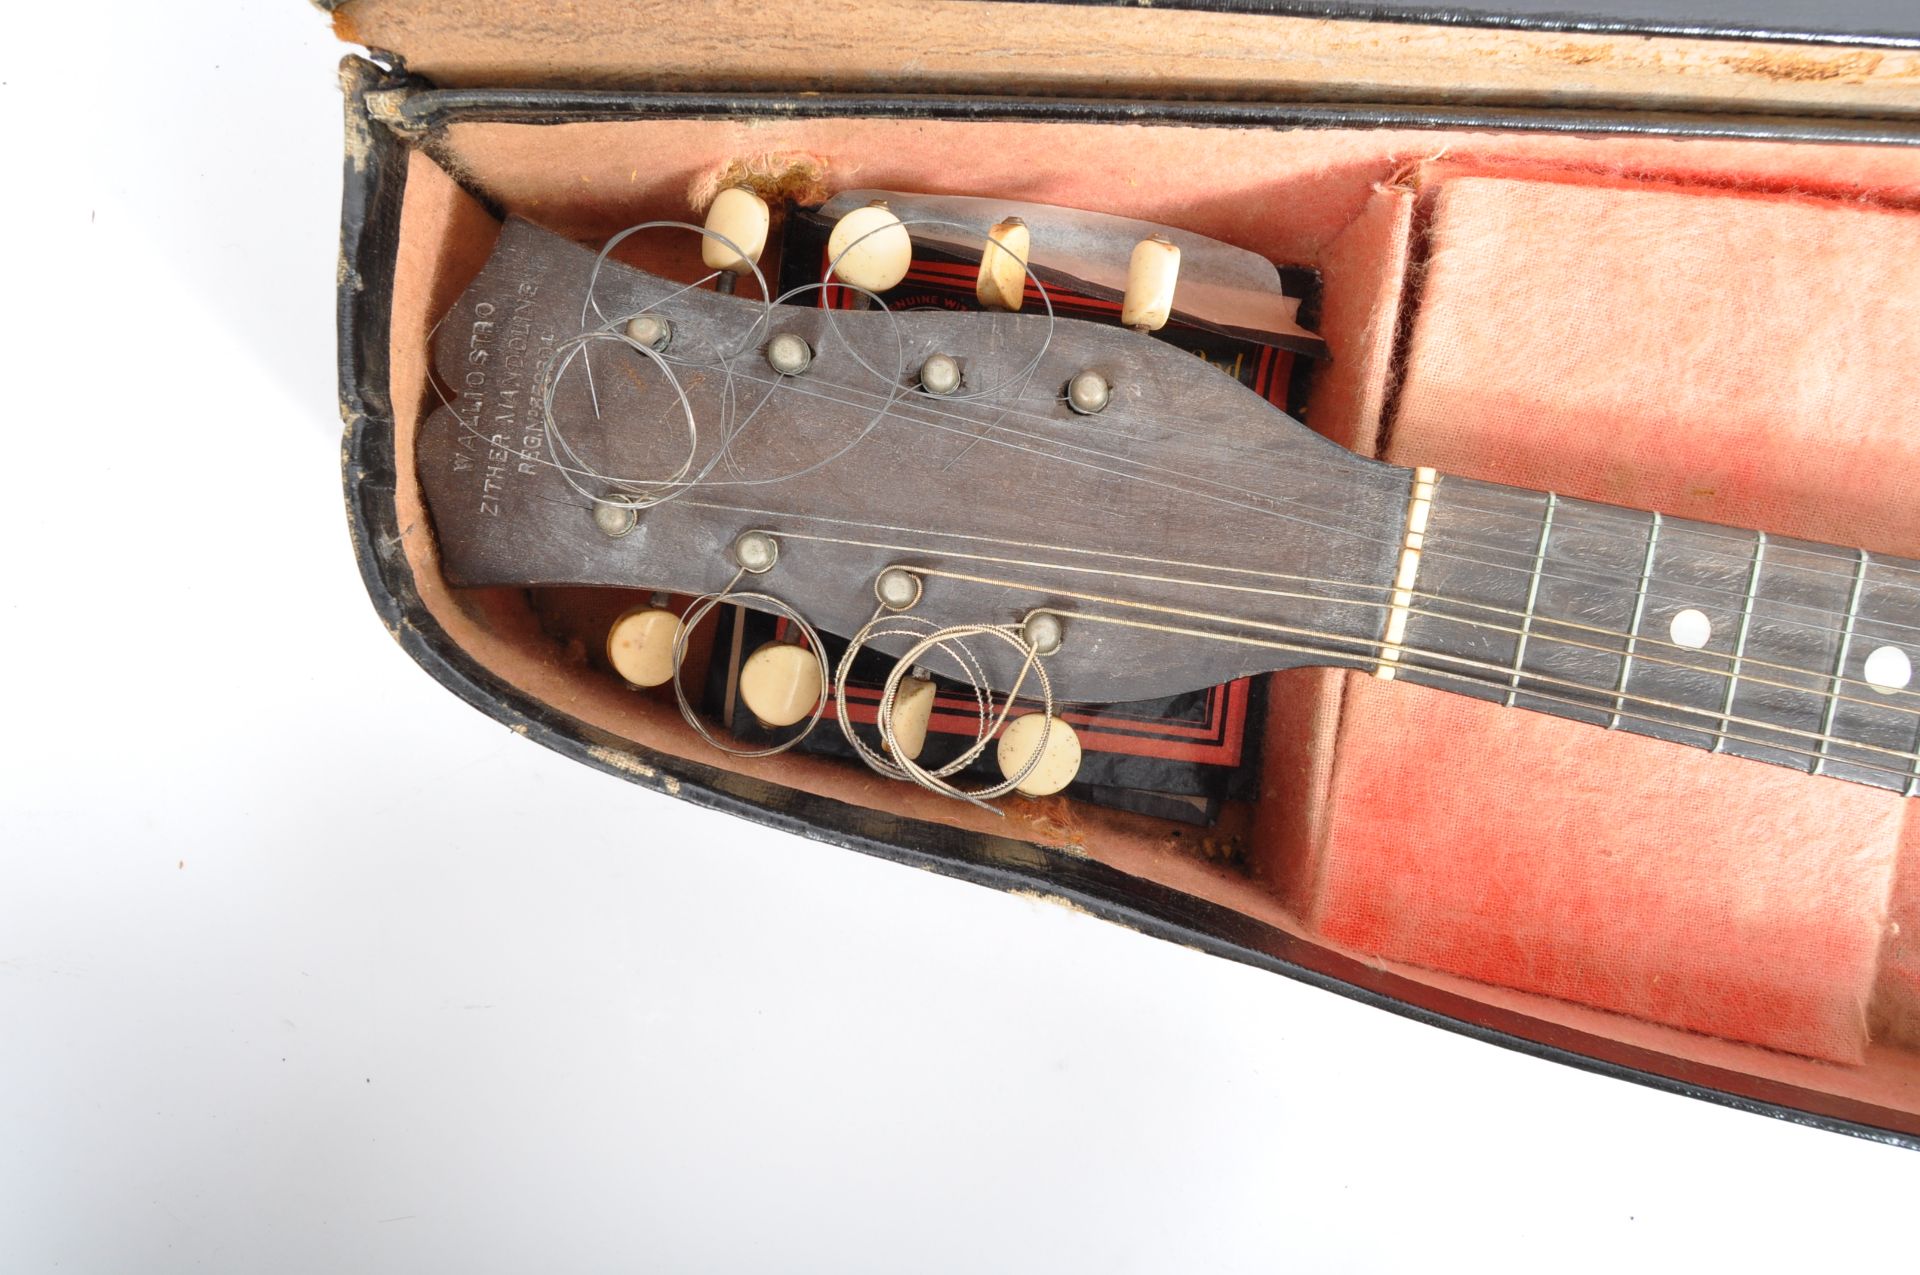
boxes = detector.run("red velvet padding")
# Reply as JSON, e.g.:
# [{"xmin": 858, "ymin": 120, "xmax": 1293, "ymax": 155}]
[
  {"xmin": 1300, "ymin": 174, "xmax": 1920, "ymax": 1063},
  {"xmin": 1880, "ymin": 824, "xmax": 1920, "ymax": 1049}
]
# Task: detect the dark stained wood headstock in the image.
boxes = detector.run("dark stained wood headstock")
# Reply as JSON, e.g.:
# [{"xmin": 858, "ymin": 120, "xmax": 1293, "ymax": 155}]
[{"xmin": 417, "ymin": 218, "xmax": 1414, "ymax": 704}]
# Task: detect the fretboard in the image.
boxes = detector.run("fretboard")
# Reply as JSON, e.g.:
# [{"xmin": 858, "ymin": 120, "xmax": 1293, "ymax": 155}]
[{"xmin": 1384, "ymin": 475, "xmax": 1920, "ymax": 795}]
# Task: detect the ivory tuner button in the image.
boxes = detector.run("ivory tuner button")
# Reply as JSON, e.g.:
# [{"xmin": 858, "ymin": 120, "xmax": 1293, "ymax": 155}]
[
  {"xmin": 1121, "ymin": 235, "xmax": 1181, "ymax": 332},
  {"xmin": 888, "ymin": 675, "xmax": 938, "ymax": 762},
  {"xmin": 826, "ymin": 201, "xmax": 912, "ymax": 294},
  {"xmin": 976, "ymin": 216, "xmax": 1029, "ymax": 312},
  {"xmin": 740, "ymin": 642, "xmax": 822, "ymax": 728},
  {"xmin": 996, "ymin": 714, "xmax": 1083, "ymax": 797},
  {"xmin": 607, "ymin": 607, "xmax": 682, "ymax": 688},
  {"xmin": 701, "ymin": 186, "xmax": 771, "ymax": 274}
]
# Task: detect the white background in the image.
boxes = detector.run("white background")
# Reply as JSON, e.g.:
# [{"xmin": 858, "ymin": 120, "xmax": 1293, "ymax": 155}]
[{"xmin": 4, "ymin": 3, "xmax": 1918, "ymax": 1271}]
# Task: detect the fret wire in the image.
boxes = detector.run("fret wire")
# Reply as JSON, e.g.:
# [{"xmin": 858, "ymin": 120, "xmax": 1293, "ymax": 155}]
[
  {"xmin": 1411, "ymin": 583, "xmax": 1912, "ymax": 709},
  {"xmin": 1714, "ymin": 530, "xmax": 1767, "ymax": 755},
  {"xmin": 1814, "ymin": 547, "xmax": 1871, "ymax": 776},
  {"xmin": 1610, "ymin": 511, "xmax": 1662, "ymax": 730},
  {"xmin": 1505, "ymin": 493, "xmax": 1557, "ymax": 708},
  {"xmin": 1406, "ymin": 487, "xmax": 1920, "ymax": 640},
  {"xmin": 1434, "ymin": 488, "xmax": 1920, "ymax": 599}
]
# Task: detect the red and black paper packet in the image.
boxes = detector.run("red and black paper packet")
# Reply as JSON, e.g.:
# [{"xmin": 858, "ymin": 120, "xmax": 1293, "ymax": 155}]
[
  {"xmin": 704, "ymin": 607, "xmax": 1265, "ymax": 825},
  {"xmin": 780, "ymin": 206, "xmax": 1321, "ymax": 418},
  {"xmin": 696, "ymin": 210, "xmax": 1319, "ymax": 825}
]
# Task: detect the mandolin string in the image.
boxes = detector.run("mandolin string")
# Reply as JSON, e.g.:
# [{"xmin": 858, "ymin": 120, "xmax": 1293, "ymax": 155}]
[
  {"xmin": 1418, "ymin": 480, "xmax": 1920, "ymax": 582},
  {"xmin": 442, "ymin": 350, "xmax": 1920, "ymax": 701},
  {"xmin": 545, "ymin": 273, "xmax": 1048, "ymax": 514},
  {"xmin": 738, "ymin": 363, "xmax": 1920, "ymax": 609},
  {"xmin": 455, "ymin": 360, "xmax": 1920, "ymax": 765},
  {"xmin": 550, "ymin": 227, "xmax": 1920, "ymax": 616},
  {"xmin": 658, "ymin": 358, "xmax": 1920, "ymax": 641},
  {"xmin": 833, "ymin": 329, "xmax": 1920, "ymax": 595},
  {"xmin": 973, "ymin": 379, "xmax": 1920, "ymax": 594},
  {"xmin": 641, "ymin": 485, "xmax": 1920, "ymax": 752},
  {"xmin": 891, "ymin": 562, "xmax": 1920, "ymax": 772},
  {"xmin": 547, "ymin": 228, "xmax": 1920, "ymax": 784},
  {"xmin": 444, "ymin": 350, "xmax": 1920, "ymax": 691},
  {"xmin": 592, "ymin": 317, "xmax": 1920, "ymax": 622},
  {"xmin": 564, "ymin": 219, "xmax": 1415, "ymax": 537},
  {"xmin": 843, "ymin": 555, "xmax": 1920, "ymax": 780},
  {"xmin": 645, "ymin": 494, "xmax": 1916, "ymax": 707},
  {"xmin": 561, "ymin": 216, "xmax": 1920, "ymax": 610},
  {"xmin": 582, "ymin": 269, "xmax": 1920, "ymax": 604},
  {"xmin": 435, "ymin": 227, "xmax": 1920, "ymax": 713},
  {"xmin": 585, "ymin": 214, "xmax": 1067, "ymax": 421},
  {"xmin": 1028, "ymin": 607, "xmax": 1920, "ymax": 786},
  {"xmin": 751, "ymin": 516, "xmax": 1920, "ymax": 718}
]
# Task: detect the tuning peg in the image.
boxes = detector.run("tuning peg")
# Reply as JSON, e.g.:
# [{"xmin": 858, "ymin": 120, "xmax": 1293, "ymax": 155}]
[
  {"xmin": 826, "ymin": 200, "xmax": 912, "ymax": 296},
  {"xmin": 607, "ymin": 603, "xmax": 683, "ymax": 688},
  {"xmin": 887, "ymin": 672, "xmax": 938, "ymax": 762},
  {"xmin": 1121, "ymin": 234, "xmax": 1180, "ymax": 333},
  {"xmin": 741, "ymin": 639, "xmax": 824, "ymax": 728},
  {"xmin": 701, "ymin": 186, "xmax": 770, "ymax": 294},
  {"xmin": 975, "ymin": 216, "xmax": 1029, "ymax": 313},
  {"xmin": 996, "ymin": 713, "xmax": 1083, "ymax": 797}
]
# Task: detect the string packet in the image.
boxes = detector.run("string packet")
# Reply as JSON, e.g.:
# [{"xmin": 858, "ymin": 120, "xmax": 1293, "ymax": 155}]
[{"xmin": 705, "ymin": 607, "xmax": 1266, "ymax": 827}]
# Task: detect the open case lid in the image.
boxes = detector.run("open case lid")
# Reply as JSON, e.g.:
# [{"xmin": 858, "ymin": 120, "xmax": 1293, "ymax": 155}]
[
  {"xmin": 1153, "ymin": 0, "xmax": 1920, "ymax": 44},
  {"xmin": 326, "ymin": 0, "xmax": 1920, "ymax": 119}
]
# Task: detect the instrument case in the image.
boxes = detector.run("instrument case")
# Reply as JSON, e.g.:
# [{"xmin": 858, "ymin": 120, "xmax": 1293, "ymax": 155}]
[{"xmin": 328, "ymin": 0, "xmax": 1920, "ymax": 1145}]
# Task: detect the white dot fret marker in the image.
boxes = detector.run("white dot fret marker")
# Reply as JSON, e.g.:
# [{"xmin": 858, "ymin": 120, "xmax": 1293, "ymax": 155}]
[
  {"xmin": 1670, "ymin": 608, "xmax": 1712, "ymax": 649},
  {"xmin": 1865, "ymin": 645, "xmax": 1912, "ymax": 693}
]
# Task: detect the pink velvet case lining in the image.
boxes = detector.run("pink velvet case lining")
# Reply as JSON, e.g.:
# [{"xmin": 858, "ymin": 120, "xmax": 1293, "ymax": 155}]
[
  {"xmin": 410, "ymin": 114, "xmax": 1920, "ymax": 1089},
  {"xmin": 1283, "ymin": 168, "xmax": 1920, "ymax": 1064}
]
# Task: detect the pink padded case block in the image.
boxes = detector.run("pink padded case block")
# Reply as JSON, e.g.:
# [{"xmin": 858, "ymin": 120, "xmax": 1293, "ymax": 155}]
[{"xmin": 1298, "ymin": 176, "xmax": 1920, "ymax": 1063}]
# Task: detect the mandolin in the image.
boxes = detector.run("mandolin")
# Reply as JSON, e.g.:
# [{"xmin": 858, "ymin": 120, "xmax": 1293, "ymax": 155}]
[{"xmin": 418, "ymin": 213, "xmax": 1920, "ymax": 805}]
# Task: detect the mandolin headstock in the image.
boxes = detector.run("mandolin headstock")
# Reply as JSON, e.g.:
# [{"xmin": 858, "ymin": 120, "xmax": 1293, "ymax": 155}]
[{"xmin": 419, "ymin": 217, "xmax": 1410, "ymax": 716}]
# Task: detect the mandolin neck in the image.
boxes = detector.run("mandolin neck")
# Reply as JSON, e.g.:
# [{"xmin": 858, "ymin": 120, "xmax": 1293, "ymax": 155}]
[{"xmin": 1379, "ymin": 472, "xmax": 1920, "ymax": 795}]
